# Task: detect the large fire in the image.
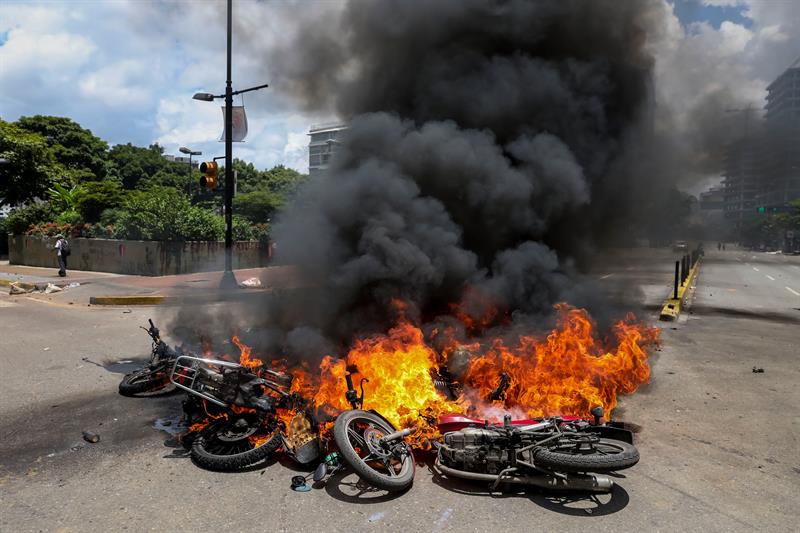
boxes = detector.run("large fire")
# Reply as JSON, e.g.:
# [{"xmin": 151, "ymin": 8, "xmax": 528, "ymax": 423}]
[
  {"xmin": 193, "ymin": 302, "xmax": 659, "ymax": 443},
  {"xmin": 287, "ymin": 302, "xmax": 659, "ymax": 440}
]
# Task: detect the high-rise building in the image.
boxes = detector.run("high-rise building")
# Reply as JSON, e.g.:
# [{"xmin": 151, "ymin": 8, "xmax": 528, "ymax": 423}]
[
  {"xmin": 760, "ymin": 58, "xmax": 800, "ymax": 208},
  {"xmin": 722, "ymin": 137, "xmax": 762, "ymax": 230},
  {"xmin": 308, "ymin": 123, "xmax": 347, "ymax": 175}
]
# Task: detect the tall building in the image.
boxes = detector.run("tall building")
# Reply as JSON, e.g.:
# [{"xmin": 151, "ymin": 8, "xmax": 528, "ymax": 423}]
[
  {"xmin": 722, "ymin": 58, "xmax": 800, "ymax": 233},
  {"xmin": 722, "ymin": 137, "xmax": 762, "ymax": 230},
  {"xmin": 760, "ymin": 58, "xmax": 800, "ymax": 208},
  {"xmin": 308, "ymin": 123, "xmax": 348, "ymax": 175}
]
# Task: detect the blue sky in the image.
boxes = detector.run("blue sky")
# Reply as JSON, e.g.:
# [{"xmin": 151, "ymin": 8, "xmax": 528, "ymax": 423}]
[
  {"xmin": 672, "ymin": 0, "xmax": 753, "ymax": 28},
  {"xmin": 0, "ymin": 1, "xmax": 797, "ymax": 176}
]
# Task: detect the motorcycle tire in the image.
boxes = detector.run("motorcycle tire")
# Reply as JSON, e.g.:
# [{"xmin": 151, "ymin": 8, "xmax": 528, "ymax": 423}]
[
  {"xmin": 118, "ymin": 368, "xmax": 169, "ymax": 396},
  {"xmin": 333, "ymin": 410, "xmax": 414, "ymax": 492},
  {"xmin": 191, "ymin": 420, "xmax": 282, "ymax": 471},
  {"xmin": 534, "ymin": 437, "xmax": 639, "ymax": 473}
]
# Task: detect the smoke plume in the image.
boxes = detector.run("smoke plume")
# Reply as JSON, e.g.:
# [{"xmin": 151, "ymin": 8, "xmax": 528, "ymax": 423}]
[{"xmin": 171, "ymin": 0, "xmax": 692, "ymax": 357}]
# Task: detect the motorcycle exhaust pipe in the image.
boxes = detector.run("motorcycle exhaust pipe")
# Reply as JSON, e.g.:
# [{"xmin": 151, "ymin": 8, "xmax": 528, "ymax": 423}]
[
  {"xmin": 435, "ymin": 459, "xmax": 613, "ymax": 493},
  {"xmin": 379, "ymin": 427, "xmax": 416, "ymax": 444}
]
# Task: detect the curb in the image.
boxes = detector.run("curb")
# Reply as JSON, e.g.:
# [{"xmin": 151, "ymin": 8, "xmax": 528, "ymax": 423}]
[
  {"xmin": 659, "ymin": 259, "xmax": 701, "ymax": 321},
  {"xmin": 89, "ymin": 295, "xmax": 166, "ymax": 306},
  {"xmin": 1, "ymin": 278, "xmax": 37, "ymax": 291}
]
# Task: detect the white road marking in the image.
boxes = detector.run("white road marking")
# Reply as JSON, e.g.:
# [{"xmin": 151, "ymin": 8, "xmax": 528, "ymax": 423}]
[
  {"xmin": 786, "ymin": 287, "xmax": 800, "ymax": 297},
  {"xmin": 766, "ymin": 275, "xmax": 776, "ymax": 281},
  {"xmin": 752, "ymin": 267, "xmax": 760, "ymax": 272},
  {"xmin": 600, "ymin": 274, "xmax": 613, "ymax": 279}
]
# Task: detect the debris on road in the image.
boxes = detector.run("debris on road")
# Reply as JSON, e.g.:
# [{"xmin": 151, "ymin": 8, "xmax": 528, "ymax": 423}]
[
  {"xmin": 752, "ymin": 367, "xmax": 765, "ymax": 373},
  {"xmin": 9, "ymin": 282, "xmax": 33, "ymax": 295},
  {"xmin": 239, "ymin": 277, "xmax": 262, "ymax": 288},
  {"xmin": 44, "ymin": 283, "xmax": 63, "ymax": 294},
  {"xmin": 82, "ymin": 431, "xmax": 100, "ymax": 443}
]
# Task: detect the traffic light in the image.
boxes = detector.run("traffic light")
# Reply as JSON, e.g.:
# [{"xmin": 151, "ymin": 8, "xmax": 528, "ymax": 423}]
[
  {"xmin": 199, "ymin": 161, "xmax": 218, "ymax": 189},
  {"xmin": 757, "ymin": 206, "xmax": 765, "ymax": 214}
]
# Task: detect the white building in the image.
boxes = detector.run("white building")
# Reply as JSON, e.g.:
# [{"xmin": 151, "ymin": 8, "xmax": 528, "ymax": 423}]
[{"xmin": 308, "ymin": 122, "xmax": 347, "ymax": 175}]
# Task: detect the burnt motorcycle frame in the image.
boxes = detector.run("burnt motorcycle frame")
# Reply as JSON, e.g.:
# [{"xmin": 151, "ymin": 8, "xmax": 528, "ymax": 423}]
[
  {"xmin": 170, "ymin": 354, "xmax": 320, "ymax": 462},
  {"xmin": 119, "ymin": 319, "xmax": 181, "ymax": 395},
  {"xmin": 433, "ymin": 414, "xmax": 637, "ymax": 493}
]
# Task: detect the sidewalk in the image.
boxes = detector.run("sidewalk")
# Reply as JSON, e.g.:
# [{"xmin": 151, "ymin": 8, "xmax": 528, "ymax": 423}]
[{"xmin": 0, "ymin": 261, "xmax": 309, "ymax": 305}]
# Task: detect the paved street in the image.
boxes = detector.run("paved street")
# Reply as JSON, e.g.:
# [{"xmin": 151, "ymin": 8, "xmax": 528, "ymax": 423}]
[{"xmin": 1, "ymin": 248, "xmax": 798, "ymax": 532}]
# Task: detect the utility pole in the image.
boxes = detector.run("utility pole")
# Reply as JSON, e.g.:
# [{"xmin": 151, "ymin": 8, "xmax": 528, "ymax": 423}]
[
  {"xmin": 221, "ymin": 0, "xmax": 235, "ymax": 288},
  {"xmin": 192, "ymin": 0, "xmax": 268, "ymax": 289}
]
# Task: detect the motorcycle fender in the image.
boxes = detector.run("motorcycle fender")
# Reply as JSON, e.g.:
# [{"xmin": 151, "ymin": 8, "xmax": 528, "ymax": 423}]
[
  {"xmin": 589, "ymin": 425, "xmax": 634, "ymax": 444},
  {"xmin": 367, "ymin": 409, "xmax": 397, "ymax": 431}
]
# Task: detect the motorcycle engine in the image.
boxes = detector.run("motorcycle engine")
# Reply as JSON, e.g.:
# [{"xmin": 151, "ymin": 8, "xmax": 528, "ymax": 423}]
[{"xmin": 438, "ymin": 428, "xmax": 512, "ymax": 475}]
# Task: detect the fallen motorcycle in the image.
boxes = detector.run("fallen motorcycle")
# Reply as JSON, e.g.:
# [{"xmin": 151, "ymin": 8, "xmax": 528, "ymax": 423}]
[
  {"xmin": 433, "ymin": 407, "xmax": 638, "ymax": 493},
  {"xmin": 324, "ymin": 369, "xmax": 416, "ymax": 492},
  {"xmin": 171, "ymin": 354, "xmax": 319, "ymax": 471},
  {"xmin": 119, "ymin": 319, "xmax": 182, "ymax": 396},
  {"xmin": 170, "ymin": 357, "xmax": 415, "ymax": 492}
]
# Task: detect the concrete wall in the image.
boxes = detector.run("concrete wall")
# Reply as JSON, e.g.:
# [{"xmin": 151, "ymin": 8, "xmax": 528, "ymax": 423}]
[{"xmin": 8, "ymin": 235, "xmax": 271, "ymax": 276}]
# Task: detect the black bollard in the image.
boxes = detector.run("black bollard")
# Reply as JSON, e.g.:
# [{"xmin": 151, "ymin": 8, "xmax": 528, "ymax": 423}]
[{"xmin": 674, "ymin": 261, "xmax": 679, "ymax": 299}]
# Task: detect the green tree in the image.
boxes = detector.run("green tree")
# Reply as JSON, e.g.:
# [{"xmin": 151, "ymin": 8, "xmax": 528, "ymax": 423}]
[
  {"xmin": 262, "ymin": 164, "xmax": 307, "ymax": 196},
  {"xmin": 0, "ymin": 120, "xmax": 63, "ymax": 207},
  {"xmin": 16, "ymin": 115, "xmax": 109, "ymax": 181},
  {"xmin": 233, "ymin": 190, "xmax": 283, "ymax": 224},
  {"xmin": 232, "ymin": 159, "xmax": 262, "ymax": 193},
  {"xmin": 107, "ymin": 143, "xmax": 174, "ymax": 189},
  {"xmin": 75, "ymin": 181, "xmax": 127, "ymax": 223}
]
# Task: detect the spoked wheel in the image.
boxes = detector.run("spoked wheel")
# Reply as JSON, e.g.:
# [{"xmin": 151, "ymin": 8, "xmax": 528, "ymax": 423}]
[
  {"xmin": 118, "ymin": 367, "xmax": 171, "ymax": 396},
  {"xmin": 191, "ymin": 416, "xmax": 281, "ymax": 471},
  {"xmin": 333, "ymin": 410, "xmax": 414, "ymax": 492},
  {"xmin": 534, "ymin": 435, "xmax": 639, "ymax": 473}
]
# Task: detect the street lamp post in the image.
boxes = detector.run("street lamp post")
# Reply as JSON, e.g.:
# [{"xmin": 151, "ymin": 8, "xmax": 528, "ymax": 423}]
[
  {"xmin": 192, "ymin": 0, "xmax": 268, "ymax": 289},
  {"xmin": 179, "ymin": 147, "xmax": 202, "ymax": 197}
]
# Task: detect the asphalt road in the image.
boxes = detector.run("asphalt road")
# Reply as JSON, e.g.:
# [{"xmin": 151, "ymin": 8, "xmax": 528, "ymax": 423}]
[{"xmin": 1, "ymin": 248, "xmax": 798, "ymax": 532}]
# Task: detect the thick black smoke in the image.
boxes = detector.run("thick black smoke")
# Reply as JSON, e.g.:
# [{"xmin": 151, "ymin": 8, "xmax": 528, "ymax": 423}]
[{"xmin": 172, "ymin": 0, "xmax": 674, "ymax": 357}]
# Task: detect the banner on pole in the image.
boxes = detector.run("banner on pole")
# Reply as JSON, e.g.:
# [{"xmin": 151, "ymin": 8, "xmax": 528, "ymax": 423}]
[{"xmin": 220, "ymin": 106, "xmax": 248, "ymax": 142}]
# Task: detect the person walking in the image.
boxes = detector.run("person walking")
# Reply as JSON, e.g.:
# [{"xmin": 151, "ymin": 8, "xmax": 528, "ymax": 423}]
[{"xmin": 55, "ymin": 233, "xmax": 69, "ymax": 277}]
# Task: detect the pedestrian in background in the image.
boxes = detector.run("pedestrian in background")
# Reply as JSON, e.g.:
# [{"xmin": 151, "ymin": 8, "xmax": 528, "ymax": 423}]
[{"xmin": 55, "ymin": 234, "xmax": 69, "ymax": 277}]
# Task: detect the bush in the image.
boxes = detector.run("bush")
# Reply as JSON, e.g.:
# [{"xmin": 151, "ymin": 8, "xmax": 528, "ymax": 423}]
[
  {"xmin": 233, "ymin": 190, "xmax": 283, "ymax": 224},
  {"xmin": 55, "ymin": 209, "xmax": 82, "ymax": 225},
  {"xmin": 6, "ymin": 202, "xmax": 56, "ymax": 234},
  {"xmin": 76, "ymin": 181, "xmax": 127, "ymax": 223},
  {"xmin": 233, "ymin": 216, "xmax": 256, "ymax": 241},
  {"xmin": 113, "ymin": 187, "xmax": 224, "ymax": 241}
]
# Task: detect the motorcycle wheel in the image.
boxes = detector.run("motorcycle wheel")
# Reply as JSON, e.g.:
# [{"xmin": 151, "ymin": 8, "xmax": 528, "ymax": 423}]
[
  {"xmin": 333, "ymin": 410, "xmax": 414, "ymax": 492},
  {"xmin": 534, "ymin": 437, "xmax": 639, "ymax": 473},
  {"xmin": 118, "ymin": 368, "xmax": 170, "ymax": 396},
  {"xmin": 191, "ymin": 417, "xmax": 282, "ymax": 471}
]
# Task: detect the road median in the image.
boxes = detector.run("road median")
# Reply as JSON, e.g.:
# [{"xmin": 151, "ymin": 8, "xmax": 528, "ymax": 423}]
[{"xmin": 660, "ymin": 257, "xmax": 701, "ymax": 321}]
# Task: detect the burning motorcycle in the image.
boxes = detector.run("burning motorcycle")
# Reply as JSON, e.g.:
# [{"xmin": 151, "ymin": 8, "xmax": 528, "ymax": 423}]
[
  {"xmin": 170, "ymin": 357, "xmax": 415, "ymax": 492},
  {"xmin": 433, "ymin": 407, "xmax": 638, "ymax": 492},
  {"xmin": 322, "ymin": 369, "xmax": 416, "ymax": 492},
  {"xmin": 170, "ymin": 354, "xmax": 320, "ymax": 471},
  {"xmin": 119, "ymin": 319, "xmax": 182, "ymax": 396}
]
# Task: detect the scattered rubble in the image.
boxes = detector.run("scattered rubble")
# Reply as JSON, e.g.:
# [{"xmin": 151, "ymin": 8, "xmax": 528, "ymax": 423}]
[
  {"xmin": 82, "ymin": 431, "xmax": 100, "ymax": 443},
  {"xmin": 752, "ymin": 367, "xmax": 765, "ymax": 373},
  {"xmin": 240, "ymin": 277, "xmax": 262, "ymax": 288},
  {"xmin": 44, "ymin": 283, "xmax": 63, "ymax": 294}
]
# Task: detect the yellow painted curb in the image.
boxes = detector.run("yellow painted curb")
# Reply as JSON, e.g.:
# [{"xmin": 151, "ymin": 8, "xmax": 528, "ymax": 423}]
[
  {"xmin": 1, "ymin": 278, "xmax": 37, "ymax": 290},
  {"xmin": 89, "ymin": 295, "xmax": 165, "ymax": 305},
  {"xmin": 660, "ymin": 259, "xmax": 701, "ymax": 321}
]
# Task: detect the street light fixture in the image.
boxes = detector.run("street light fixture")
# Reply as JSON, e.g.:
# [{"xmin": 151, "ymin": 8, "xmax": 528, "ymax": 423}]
[
  {"xmin": 179, "ymin": 147, "xmax": 202, "ymax": 196},
  {"xmin": 192, "ymin": 0, "xmax": 269, "ymax": 289}
]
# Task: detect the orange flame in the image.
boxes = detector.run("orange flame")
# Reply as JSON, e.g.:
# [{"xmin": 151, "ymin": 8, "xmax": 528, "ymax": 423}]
[
  {"xmin": 233, "ymin": 335, "xmax": 262, "ymax": 370},
  {"xmin": 308, "ymin": 302, "xmax": 658, "ymax": 439},
  {"xmin": 461, "ymin": 304, "xmax": 658, "ymax": 419}
]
